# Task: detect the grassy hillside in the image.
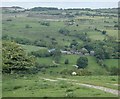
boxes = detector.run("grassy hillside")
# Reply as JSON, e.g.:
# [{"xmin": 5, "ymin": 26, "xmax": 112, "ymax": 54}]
[{"xmin": 2, "ymin": 7, "xmax": 119, "ymax": 97}]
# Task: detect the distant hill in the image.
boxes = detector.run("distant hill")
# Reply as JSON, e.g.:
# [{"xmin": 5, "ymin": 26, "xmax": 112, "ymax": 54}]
[{"xmin": 1, "ymin": 6, "xmax": 25, "ymax": 11}]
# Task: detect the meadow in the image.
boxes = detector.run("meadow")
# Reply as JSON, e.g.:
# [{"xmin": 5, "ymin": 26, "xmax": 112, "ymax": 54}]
[
  {"xmin": 2, "ymin": 74, "xmax": 118, "ymax": 97},
  {"xmin": 2, "ymin": 7, "xmax": 119, "ymax": 97}
]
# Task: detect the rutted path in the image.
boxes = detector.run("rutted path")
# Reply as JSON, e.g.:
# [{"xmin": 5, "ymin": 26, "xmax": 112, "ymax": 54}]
[
  {"xmin": 41, "ymin": 77, "xmax": 119, "ymax": 96},
  {"xmin": 74, "ymin": 83, "xmax": 119, "ymax": 95},
  {"xmin": 52, "ymin": 61, "xmax": 60, "ymax": 65}
]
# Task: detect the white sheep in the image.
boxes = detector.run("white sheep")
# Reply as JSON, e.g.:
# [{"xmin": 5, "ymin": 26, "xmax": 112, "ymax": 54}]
[{"xmin": 72, "ymin": 72, "xmax": 77, "ymax": 76}]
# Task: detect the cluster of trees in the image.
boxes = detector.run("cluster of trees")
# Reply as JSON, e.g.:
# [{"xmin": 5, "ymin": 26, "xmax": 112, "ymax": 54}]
[
  {"xmin": 30, "ymin": 49, "xmax": 51, "ymax": 57},
  {"xmin": 30, "ymin": 7, "xmax": 58, "ymax": 11},
  {"xmin": 40, "ymin": 21, "xmax": 50, "ymax": 26},
  {"xmin": 52, "ymin": 49, "xmax": 62, "ymax": 63},
  {"xmin": 2, "ymin": 41, "xmax": 35, "ymax": 73},
  {"xmin": 2, "ymin": 35, "xmax": 32, "ymax": 45},
  {"xmin": 74, "ymin": 33, "xmax": 91, "ymax": 42},
  {"xmin": 69, "ymin": 39, "xmax": 78, "ymax": 48},
  {"xmin": 34, "ymin": 39, "xmax": 47, "ymax": 47},
  {"xmin": 59, "ymin": 28, "xmax": 70, "ymax": 36},
  {"xmin": 2, "ymin": 35, "xmax": 51, "ymax": 48}
]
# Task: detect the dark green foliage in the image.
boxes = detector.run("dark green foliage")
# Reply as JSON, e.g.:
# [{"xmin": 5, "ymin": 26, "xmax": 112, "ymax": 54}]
[
  {"xmin": 70, "ymin": 40, "xmax": 78, "ymax": 48},
  {"xmin": 34, "ymin": 40, "xmax": 47, "ymax": 47},
  {"xmin": 25, "ymin": 24, "xmax": 32, "ymax": 28},
  {"xmin": 102, "ymin": 30, "xmax": 107, "ymax": 35},
  {"xmin": 31, "ymin": 49, "xmax": 51, "ymax": 57},
  {"xmin": 64, "ymin": 59, "xmax": 69, "ymax": 64},
  {"xmin": 13, "ymin": 37, "xmax": 32, "ymax": 45},
  {"xmin": 114, "ymin": 24, "xmax": 118, "ymax": 28},
  {"xmin": 76, "ymin": 57, "xmax": 88, "ymax": 69},
  {"xmin": 6, "ymin": 19, "xmax": 12, "ymax": 21},
  {"xmin": 40, "ymin": 21, "xmax": 50, "ymax": 26},
  {"xmin": 31, "ymin": 7, "xmax": 58, "ymax": 11},
  {"xmin": 2, "ymin": 35, "xmax": 32, "ymax": 45},
  {"xmin": 52, "ymin": 49, "xmax": 61, "ymax": 63},
  {"xmin": 84, "ymin": 42, "xmax": 94, "ymax": 52},
  {"xmin": 2, "ymin": 34, "xmax": 10, "ymax": 40},
  {"xmin": 59, "ymin": 28, "xmax": 70, "ymax": 36},
  {"xmin": 95, "ymin": 48, "xmax": 105, "ymax": 60},
  {"xmin": 74, "ymin": 33, "xmax": 90, "ymax": 42},
  {"xmin": 110, "ymin": 67, "xmax": 120, "ymax": 75},
  {"xmin": 2, "ymin": 41, "xmax": 35, "ymax": 73}
]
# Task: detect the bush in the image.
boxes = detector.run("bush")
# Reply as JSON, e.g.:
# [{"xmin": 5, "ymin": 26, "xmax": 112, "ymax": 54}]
[
  {"xmin": 13, "ymin": 86, "xmax": 22, "ymax": 90},
  {"xmin": 6, "ymin": 19, "xmax": 12, "ymax": 21},
  {"xmin": 40, "ymin": 21, "xmax": 50, "ymax": 26},
  {"xmin": 76, "ymin": 57, "xmax": 88, "ymax": 69},
  {"xmin": 34, "ymin": 40, "xmax": 47, "ymax": 47},
  {"xmin": 25, "ymin": 24, "xmax": 32, "ymax": 28},
  {"xmin": 59, "ymin": 28, "xmax": 70, "ymax": 36},
  {"xmin": 110, "ymin": 67, "xmax": 120, "ymax": 75},
  {"xmin": 13, "ymin": 37, "xmax": 32, "ymax": 45},
  {"xmin": 64, "ymin": 59, "xmax": 69, "ymax": 64},
  {"xmin": 102, "ymin": 30, "xmax": 107, "ymax": 35}
]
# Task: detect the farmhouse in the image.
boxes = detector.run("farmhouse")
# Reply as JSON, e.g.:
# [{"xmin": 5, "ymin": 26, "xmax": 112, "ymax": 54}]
[
  {"xmin": 60, "ymin": 50, "xmax": 72, "ymax": 54},
  {"xmin": 48, "ymin": 48, "xmax": 56, "ymax": 53}
]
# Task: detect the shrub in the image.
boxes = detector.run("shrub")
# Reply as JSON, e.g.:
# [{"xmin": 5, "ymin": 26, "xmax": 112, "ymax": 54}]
[
  {"xmin": 40, "ymin": 21, "xmax": 50, "ymax": 26},
  {"xmin": 13, "ymin": 86, "xmax": 22, "ymax": 90},
  {"xmin": 58, "ymin": 28, "xmax": 70, "ymax": 36},
  {"xmin": 13, "ymin": 37, "xmax": 32, "ymax": 45},
  {"xmin": 6, "ymin": 19, "xmax": 12, "ymax": 21},
  {"xmin": 34, "ymin": 40, "xmax": 47, "ymax": 47},
  {"xmin": 102, "ymin": 30, "xmax": 107, "ymax": 35},
  {"xmin": 25, "ymin": 24, "xmax": 32, "ymax": 28},
  {"xmin": 110, "ymin": 67, "xmax": 120, "ymax": 75},
  {"xmin": 64, "ymin": 59, "xmax": 69, "ymax": 64},
  {"xmin": 76, "ymin": 57, "xmax": 88, "ymax": 69}
]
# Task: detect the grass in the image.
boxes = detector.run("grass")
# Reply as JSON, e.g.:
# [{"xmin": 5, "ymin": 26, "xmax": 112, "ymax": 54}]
[
  {"xmin": 36, "ymin": 57, "xmax": 54, "ymax": 65},
  {"xmin": 67, "ymin": 76, "xmax": 119, "ymax": 90},
  {"xmin": 2, "ymin": 8, "xmax": 119, "ymax": 97},
  {"xmin": 86, "ymin": 56, "xmax": 107, "ymax": 75},
  {"xmin": 35, "ymin": 55, "xmax": 118, "ymax": 76},
  {"xmin": 104, "ymin": 59, "xmax": 119, "ymax": 68},
  {"xmin": 21, "ymin": 44, "xmax": 47, "ymax": 53},
  {"xmin": 2, "ymin": 11, "xmax": 118, "ymax": 49},
  {"xmin": 2, "ymin": 74, "xmax": 118, "ymax": 97}
]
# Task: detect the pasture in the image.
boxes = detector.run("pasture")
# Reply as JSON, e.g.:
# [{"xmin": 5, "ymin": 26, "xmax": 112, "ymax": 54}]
[{"xmin": 2, "ymin": 7, "xmax": 119, "ymax": 97}]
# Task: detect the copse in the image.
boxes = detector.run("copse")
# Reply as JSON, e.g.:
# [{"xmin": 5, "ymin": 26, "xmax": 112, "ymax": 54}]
[
  {"xmin": 2, "ymin": 41, "xmax": 35, "ymax": 73},
  {"xmin": 52, "ymin": 49, "xmax": 61, "ymax": 63},
  {"xmin": 40, "ymin": 21, "xmax": 50, "ymax": 26},
  {"xmin": 31, "ymin": 49, "xmax": 51, "ymax": 57},
  {"xmin": 76, "ymin": 57, "xmax": 88, "ymax": 69},
  {"xmin": 58, "ymin": 28, "xmax": 70, "ymax": 36}
]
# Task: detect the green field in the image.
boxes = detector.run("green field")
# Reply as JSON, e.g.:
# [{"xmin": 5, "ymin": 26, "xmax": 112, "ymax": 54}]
[
  {"xmin": 2, "ymin": 74, "xmax": 118, "ymax": 97},
  {"xmin": 2, "ymin": 7, "xmax": 119, "ymax": 97}
]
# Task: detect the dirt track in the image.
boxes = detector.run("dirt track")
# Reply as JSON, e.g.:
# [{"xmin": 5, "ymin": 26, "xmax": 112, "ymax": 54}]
[{"xmin": 42, "ymin": 77, "xmax": 119, "ymax": 96}]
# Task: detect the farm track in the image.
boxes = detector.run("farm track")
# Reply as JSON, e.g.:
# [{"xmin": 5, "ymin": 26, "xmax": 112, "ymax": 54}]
[
  {"xmin": 52, "ymin": 61, "xmax": 60, "ymax": 65},
  {"xmin": 41, "ymin": 77, "xmax": 119, "ymax": 96}
]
